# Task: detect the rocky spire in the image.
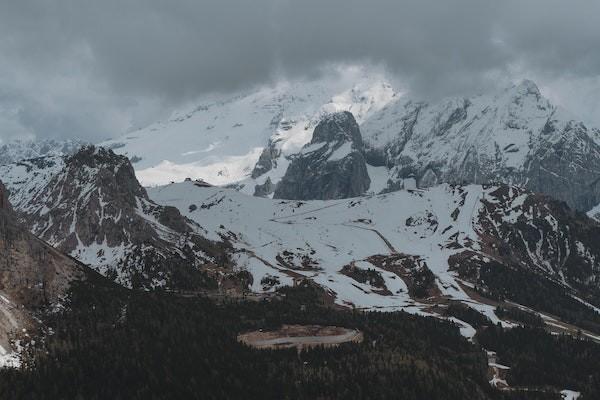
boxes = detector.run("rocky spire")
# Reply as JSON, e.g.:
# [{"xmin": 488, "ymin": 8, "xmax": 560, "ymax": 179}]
[{"xmin": 274, "ymin": 112, "xmax": 370, "ymax": 200}]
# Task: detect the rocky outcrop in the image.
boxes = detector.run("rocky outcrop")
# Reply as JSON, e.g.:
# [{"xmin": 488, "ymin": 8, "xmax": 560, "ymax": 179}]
[
  {"xmin": 0, "ymin": 181, "xmax": 87, "ymax": 359},
  {"xmin": 524, "ymin": 120, "xmax": 600, "ymax": 212},
  {"xmin": 0, "ymin": 146, "xmax": 232, "ymax": 290},
  {"xmin": 21, "ymin": 146, "xmax": 154, "ymax": 253},
  {"xmin": 253, "ymin": 177, "xmax": 275, "ymax": 197},
  {"xmin": 251, "ymin": 139, "xmax": 281, "ymax": 179},
  {"xmin": 274, "ymin": 112, "xmax": 370, "ymax": 200},
  {"xmin": 0, "ymin": 182, "xmax": 85, "ymax": 307},
  {"xmin": 474, "ymin": 185, "xmax": 600, "ymax": 294},
  {"xmin": 310, "ymin": 111, "xmax": 364, "ymax": 145}
]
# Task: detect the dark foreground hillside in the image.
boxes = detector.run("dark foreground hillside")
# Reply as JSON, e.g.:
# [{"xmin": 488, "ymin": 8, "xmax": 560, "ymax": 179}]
[{"xmin": 0, "ymin": 280, "xmax": 597, "ymax": 399}]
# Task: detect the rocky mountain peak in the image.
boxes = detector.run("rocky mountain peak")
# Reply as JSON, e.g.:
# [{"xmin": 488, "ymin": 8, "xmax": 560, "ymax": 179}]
[
  {"xmin": 0, "ymin": 146, "xmax": 232, "ymax": 289},
  {"xmin": 513, "ymin": 79, "xmax": 541, "ymax": 97},
  {"xmin": 311, "ymin": 111, "xmax": 363, "ymax": 149},
  {"xmin": 504, "ymin": 79, "xmax": 547, "ymax": 112},
  {"xmin": 62, "ymin": 145, "xmax": 149, "ymax": 207},
  {"xmin": 67, "ymin": 145, "xmax": 128, "ymax": 168},
  {"xmin": 273, "ymin": 111, "xmax": 370, "ymax": 200},
  {"xmin": 357, "ymin": 79, "xmax": 600, "ymax": 211}
]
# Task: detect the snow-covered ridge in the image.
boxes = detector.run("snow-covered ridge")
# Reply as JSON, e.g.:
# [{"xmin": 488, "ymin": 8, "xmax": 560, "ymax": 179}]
[
  {"xmin": 0, "ymin": 138, "xmax": 87, "ymax": 165},
  {"xmin": 100, "ymin": 70, "xmax": 600, "ymax": 212},
  {"xmin": 243, "ymin": 79, "xmax": 600, "ymax": 212},
  {"xmin": 362, "ymin": 79, "xmax": 554, "ymax": 162},
  {"xmin": 0, "ymin": 146, "xmax": 229, "ymax": 289},
  {"xmin": 100, "ymin": 71, "xmax": 397, "ymax": 187},
  {"xmin": 357, "ymin": 80, "xmax": 600, "ymax": 211}
]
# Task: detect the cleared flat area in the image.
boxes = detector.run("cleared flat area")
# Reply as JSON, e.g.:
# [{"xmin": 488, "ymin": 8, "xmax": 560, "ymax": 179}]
[{"xmin": 238, "ymin": 324, "xmax": 363, "ymax": 350}]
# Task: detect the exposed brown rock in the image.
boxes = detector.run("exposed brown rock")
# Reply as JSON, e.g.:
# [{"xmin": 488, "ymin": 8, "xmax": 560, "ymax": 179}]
[{"xmin": 0, "ymin": 180, "xmax": 86, "ymax": 356}]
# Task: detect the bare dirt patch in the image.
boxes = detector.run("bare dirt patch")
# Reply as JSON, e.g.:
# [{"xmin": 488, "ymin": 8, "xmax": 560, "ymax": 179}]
[{"xmin": 238, "ymin": 324, "xmax": 363, "ymax": 350}]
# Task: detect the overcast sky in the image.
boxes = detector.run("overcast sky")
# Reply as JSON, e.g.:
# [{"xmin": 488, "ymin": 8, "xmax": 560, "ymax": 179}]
[{"xmin": 1, "ymin": 0, "xmax": 600, "ymax": 143}]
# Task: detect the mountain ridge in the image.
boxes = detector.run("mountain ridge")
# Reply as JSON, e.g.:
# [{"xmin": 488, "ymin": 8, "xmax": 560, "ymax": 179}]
[
  {"xmin": 358, "ymin": 80, "xmax": 600, "ymax": 211},
  {"xmin": 3, "ymin": 77, "xmax": 599, "ymax": 213},
  {"xmin": 0, "ymin": 146, "xmax": 233, "ymax": 290}
]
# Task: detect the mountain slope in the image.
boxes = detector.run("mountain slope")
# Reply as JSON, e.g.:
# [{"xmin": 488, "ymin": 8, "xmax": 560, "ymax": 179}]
[
  {"xmin": 99, "ymin": 75, "xmax": 600, "ymax": 213},
  {"xmin": 360, "ymin": 80, "xmax": 600, "ymax": 211},
  {"xmin": 100, "ymin": 72, "xmax": 396, "ymax": 187},
  {"xmin": 0, "ymin": 181, "xmax": 87, "ymax": 367},
  {"xmin": 0, "ymin": 147, "xmax": 232, "ymax": 290},
  {"xmin": 148, "ymin": 180, "xmax": 600, "ymax": 336}
]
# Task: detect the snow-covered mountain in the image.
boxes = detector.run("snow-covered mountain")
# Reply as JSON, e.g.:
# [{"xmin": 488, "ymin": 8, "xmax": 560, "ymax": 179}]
[
  {"xmin": 102, "ymin": 74, "xmax": 600, "ymax": 213},
  {"xmin": 254, "ymin": 80, "xmax": 600, "ymax": 211},
  {"xmin": 0, "ymin": 138, "xmax": 87, "ymax": 165},
  {"xmin": 359, "ymin": 80, "xmax": 600, "ymax": 212},
  {"xmin": 0, "ymin": 70, "xmax": 598, "ymax": 344},
  {"xmin": 100, "ymin": 71, "xmax": 396, "ymax": 187},
  {"xmin": 0, "ymin": 146, "xmax": 232, "ymax": 289},
  {"xmin": 0, "ymin": 142, "xmax": 599, "ymax": 342},
  {"xmin": 4, "ymin": 142, "xmax": 598, "ymax": 314}
]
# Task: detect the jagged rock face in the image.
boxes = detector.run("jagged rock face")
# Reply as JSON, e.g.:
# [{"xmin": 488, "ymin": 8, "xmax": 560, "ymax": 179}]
[
  {"xmin": 253, "ymin": 177, "xmax": 275, "ymax": 197},
  {"xmin": 0, "ymin": 197, "xmax": 85, "ymax": 308},
  {"xmin": 524, "ymin": 121, "xmax": 600, "ymax": 212},
  {"xmin": 0, "ymin": 181, "xmax": 78, "ymax": 305},
  {"xmin": 21, "ymin": 146, "xmax": 154, "ymax": 252},
  {"xmin": 0, "ymin": 146, "xmax": 231, "ymax": 290},
  {"xmin": 0, "ymin": 182, "xmax": 11, "ymax": 211},
  {"xmin": 274, "ymin": 112, "xmax": 370, "ymax": 200},
  {"xmin": 475, "ymin": 186, "xmax": 600, "ymax": 293},
  {"xmin": 274, "ymin": 152, "xmax": 370, "ymax": 200},
  {"xmin": 251, "ymin": 140, "xmax": 281, "ymax": 179},
  {"xmin": 361, "ymin": 80, "xmax": 600, "ymax": 211},
  {"xmin": 310, "ymin": 111, "xmax": 364, "ymax": 146},
  {"xmin": 0, "ymin": 180, "xmax": 86, "ymax": 359}
]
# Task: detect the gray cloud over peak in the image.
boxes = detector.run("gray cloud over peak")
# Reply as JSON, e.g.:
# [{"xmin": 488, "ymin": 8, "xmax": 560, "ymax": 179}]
[{"xmin": 1, "ymin": 0, "xmax": 600, "ymax": 142}]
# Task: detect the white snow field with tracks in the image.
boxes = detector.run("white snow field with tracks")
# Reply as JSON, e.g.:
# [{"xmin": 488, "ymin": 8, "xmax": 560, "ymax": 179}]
[{"xmin": 149, "ymin": 181, "xmax": 503, "ymax": 324}]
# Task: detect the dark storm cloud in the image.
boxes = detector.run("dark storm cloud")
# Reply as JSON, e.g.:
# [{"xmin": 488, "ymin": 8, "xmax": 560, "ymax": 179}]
[{"xmin": 1, "ymin": 0, "xmax": 600, "ymax": 141}]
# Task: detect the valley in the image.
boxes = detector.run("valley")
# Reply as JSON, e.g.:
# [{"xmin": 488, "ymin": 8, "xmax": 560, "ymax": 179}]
[{"xmin": 0, "ymin": 76, "xmax": 598, "ymax": 399}]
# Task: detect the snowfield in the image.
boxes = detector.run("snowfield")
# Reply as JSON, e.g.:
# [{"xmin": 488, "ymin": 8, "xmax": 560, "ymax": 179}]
[{"xmin": 148, "ymin": 181, "xmax": 503, "ymax": 321}]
